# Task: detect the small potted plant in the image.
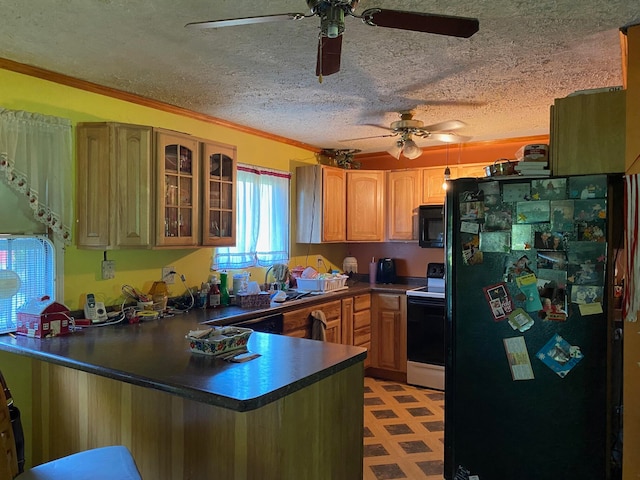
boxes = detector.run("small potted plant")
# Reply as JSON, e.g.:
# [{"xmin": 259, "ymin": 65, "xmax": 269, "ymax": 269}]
[{"xmin": 316, "ymin": 149, "xmax": 361, "ymax": 169}]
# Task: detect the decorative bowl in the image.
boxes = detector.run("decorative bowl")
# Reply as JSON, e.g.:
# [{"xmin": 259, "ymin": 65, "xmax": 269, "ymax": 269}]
[{"xmin": 186, "ymin": 326, "xmax": 252, "ymax": 356}]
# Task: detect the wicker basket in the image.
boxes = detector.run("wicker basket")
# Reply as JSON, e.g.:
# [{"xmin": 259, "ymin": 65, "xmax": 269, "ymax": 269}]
[{"xmin": 235, "ymin": 292, "xmax": 272, "ymax": 309}]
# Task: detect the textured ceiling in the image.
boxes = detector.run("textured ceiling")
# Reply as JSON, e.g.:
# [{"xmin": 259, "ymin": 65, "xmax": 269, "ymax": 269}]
[{"xmin": 1, "ymin": 1, "xmax": 637, "ymax": 154}]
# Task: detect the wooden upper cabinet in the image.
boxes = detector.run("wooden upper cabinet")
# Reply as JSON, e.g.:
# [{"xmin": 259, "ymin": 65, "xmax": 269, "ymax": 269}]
[
  {"xmin": 155, "ymin": 130, "xmax": 200, "ymax": 247},
  {"xmin": 346, "ymin": 170, "xmax": 384, "ymax": 241},
  {"xmin": 201, "ymin": 141, "xmax": 237, "ymax": 247},
  {"xmin": 421, "ymin": 166, "xmax": 453, "ymax": 205},
  {"xmin": 550, "ymin": 89, "xmax": 625, "ymax": 175},
  {"xmin": 296, "ymin": 165, "xmax": 346, "ymax": 243},
  {"xmin": 456, "ymin": 163, "xmax": 487, "ymax": 179},
  {"xmin": 76, "ymin": 123, "xmax": 153, "ymax": 249},
  {"xmin": 387, "ymin": 169, "xmax": 421, "ymax": 241},
  {"xmin": 323, "ymin": 167, "xmax": 347, "ymax": 242}
]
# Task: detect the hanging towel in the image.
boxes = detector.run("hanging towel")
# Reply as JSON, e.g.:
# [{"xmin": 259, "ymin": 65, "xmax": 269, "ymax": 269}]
[
  {"xmin": 310, "ymin": 310, "xmax": 327, "ymax": 341},
  {"xmin": 624, "ymin": 174, "xmax": 640, "ymax": 322}
]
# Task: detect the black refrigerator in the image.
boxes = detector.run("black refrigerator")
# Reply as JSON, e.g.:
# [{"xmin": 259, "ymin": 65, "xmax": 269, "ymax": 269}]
[{"xmin": 444, "ymin": 174, "xmax": 623, "ymax": 480}]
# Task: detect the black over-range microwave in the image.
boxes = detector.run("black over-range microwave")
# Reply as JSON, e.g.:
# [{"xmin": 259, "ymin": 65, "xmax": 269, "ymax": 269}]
[{"xmin": 418, "ymin": 205, "xmax": 444, "ymax": 248}]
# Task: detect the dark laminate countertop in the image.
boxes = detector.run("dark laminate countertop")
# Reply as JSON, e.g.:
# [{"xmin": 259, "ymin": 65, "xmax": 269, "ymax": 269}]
[
  {"xmin": 0, "ymin": 310, "xmax": 366, "ymax": 412},
  {"xmin": 0, "ymin": 282, "xmax": 416, "ymax": 412}
]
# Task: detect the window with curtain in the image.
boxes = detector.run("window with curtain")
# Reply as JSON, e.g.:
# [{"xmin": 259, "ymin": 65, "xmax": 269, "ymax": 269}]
[
  {"xmin": 0, "ymin": 236, "xmax": 56, "ymax": 334},
  {"xmin": 0, "ymin": 108, "xmax": 73, "ymax": 245},
  {"xmin": 213, "ymin": 165, "xmax": 291, "ymax": 269}
]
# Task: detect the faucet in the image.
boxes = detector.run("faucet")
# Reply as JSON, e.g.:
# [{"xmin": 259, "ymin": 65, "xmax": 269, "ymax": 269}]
[{"xmin": 264, "ymin": 266, "xmax": 274, "ymax": 290}]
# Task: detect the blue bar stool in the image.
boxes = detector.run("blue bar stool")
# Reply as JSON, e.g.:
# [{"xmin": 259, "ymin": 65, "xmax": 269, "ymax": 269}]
[{"xmin": 1, "ymin": 372, "xmax": 142, "ymax": 480}]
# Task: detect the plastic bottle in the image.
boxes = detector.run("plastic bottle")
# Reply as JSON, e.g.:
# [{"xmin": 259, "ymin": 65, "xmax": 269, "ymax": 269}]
[
  {"xmin": 220, "ymin": 272, "xmax": 230, "ymax": 306},
  {"xmin": 207, "ymin": 276, "xmax": 220, "ymax": 309},
  {"xmin": 199, "ymin": 283, "xmax": 209, "ymax": 308}
]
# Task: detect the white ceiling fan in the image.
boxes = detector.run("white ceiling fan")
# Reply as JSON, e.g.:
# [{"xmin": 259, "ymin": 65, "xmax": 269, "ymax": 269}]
[{"xmin": 340, "ymin": 110, "xmax": 472, "ymax": 159}]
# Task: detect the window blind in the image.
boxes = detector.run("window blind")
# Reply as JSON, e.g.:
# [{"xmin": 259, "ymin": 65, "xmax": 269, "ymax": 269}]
[{"xmin": 0, "ymin": 236, "xmax": 55, "ymax": 333}]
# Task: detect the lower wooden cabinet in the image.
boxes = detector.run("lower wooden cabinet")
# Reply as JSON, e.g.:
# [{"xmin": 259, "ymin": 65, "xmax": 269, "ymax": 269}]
[
  {"xmin": 370, "ymin": 293, "xmax": 407, "ymax": 379},
  {"xmin": 282, "ymin": 300, "xmax": 342, "ymax": 342},
  {"xmin": 282, "ymin": 295, "xmax": 371, "ymax": 355},
  {"xmin": 342, "ymin": 294, "xmax": 372, "ymax": 368}
]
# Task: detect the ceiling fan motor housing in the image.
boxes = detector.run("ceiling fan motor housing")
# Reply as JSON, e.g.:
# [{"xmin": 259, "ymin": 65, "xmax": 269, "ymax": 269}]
[
  {"xmin": 306, "ymin": 0, "xmax": 359, "ymax": 12},
  {"xmin": 391, "ymin": 118, "xmax": 424, "ymax": 131}
]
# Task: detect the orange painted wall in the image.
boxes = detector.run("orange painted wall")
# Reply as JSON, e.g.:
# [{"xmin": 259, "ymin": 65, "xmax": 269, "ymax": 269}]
[{"xmin": 356, "ymin": 135, "xmax": 550, "ymax": 170}]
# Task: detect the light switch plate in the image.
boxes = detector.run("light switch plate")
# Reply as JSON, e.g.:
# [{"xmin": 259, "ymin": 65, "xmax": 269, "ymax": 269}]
[{"xmin": 162, "ymin": 266, "xmax": 175, "ymax": 284}]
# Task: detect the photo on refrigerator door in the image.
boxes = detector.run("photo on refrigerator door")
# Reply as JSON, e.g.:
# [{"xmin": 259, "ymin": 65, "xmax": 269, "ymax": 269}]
[
  {"xmin": 516, "ymin": 200, "xmax": 550, "ymax": 223},
  {"xmin": 531, "ymin": 178, "xmax": 567, "ymax": 200},
  {"xmin": 511, "ymin": 224, "xmax": 533, "ymax": 250},
  {"xmin": 536, "ymin": 334, "xmax": 583, "ymax": 378},
  {"xmin": 536, "ymin": 269, "xmax": 568, "ymax": 321},
  {"xmin": 504, "ymin": 253, "xmax": 534, "ymax": 282},
  {"xmin": 550, "ymin": 200, "xmax": 575, "ymax": 232},
  {"xmin": 483, "ymin": 202, "xmax": 513, "ymax": 231},
  {"xmin": 574, "ymin": 199, "xmax": 607, "ymax": 221},
  {"xmin": 483, "ymin": 282, "xmax": 513, "ymax": 321},
  {"xmin": 568, "ymin": 175, "xmax": 608, "ymax": 199},
  {"xmin": 502, "ymin": 182, "xmax": 531, "ymax": 202},
  {"xmin": 533, "ymin": 230, "xmax": 565, "ymax": 251},
  {"xmin": 479, "ymin": 231, "xmax": 511, "ymax": 252},
  {"xmin": 570, "ymin": 285, "xmax": 603, "ymax": 305},
  {"xmin": 503, "ymin": 336, "xmax": 535, "ymax": 380},
  {"xmin": 567, "ymin": 241, "xmax": 606, "ymax": 285}
]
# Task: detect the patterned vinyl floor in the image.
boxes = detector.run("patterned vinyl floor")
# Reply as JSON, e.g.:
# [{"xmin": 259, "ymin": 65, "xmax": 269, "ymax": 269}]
[{"xmin": 363, "ymin": 376, "xmax": 445, "ymax": 480}]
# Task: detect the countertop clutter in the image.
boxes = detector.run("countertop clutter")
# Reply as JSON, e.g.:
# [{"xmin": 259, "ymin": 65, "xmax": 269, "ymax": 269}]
[{"xmin": 194, "ymin": 280, "xmax": 413, "ymax": 326}]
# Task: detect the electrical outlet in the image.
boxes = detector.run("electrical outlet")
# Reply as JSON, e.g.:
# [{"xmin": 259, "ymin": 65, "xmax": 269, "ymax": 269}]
[
  {"xmin": 101, "ymin": 260, "xmax": 115, "ymax": 280},
  {"xmin": 316, "ymin": 255, "xmax": 323, "ymax": 268},
  {"xmin": 162, "ymin": 266, "xmax": 176, "ymax": 284}
]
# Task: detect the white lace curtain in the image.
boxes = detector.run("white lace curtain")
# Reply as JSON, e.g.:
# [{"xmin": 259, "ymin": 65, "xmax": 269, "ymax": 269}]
[
  {"xmin": 0, "ymin": 108, "xmax": 73, "ymax": 244},
  {"xmin": 213, "ymin": 164, "xmax": 290, "ymax": 269},
  {"xmin": 624, "ymin": 173, "xmax": 639, "ymax": 322}
]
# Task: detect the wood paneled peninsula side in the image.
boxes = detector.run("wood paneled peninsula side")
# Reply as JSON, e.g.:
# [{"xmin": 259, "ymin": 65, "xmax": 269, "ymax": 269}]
[{"xmin": 0, "ymin": 310, "xmax": 366, "ymax": 480}]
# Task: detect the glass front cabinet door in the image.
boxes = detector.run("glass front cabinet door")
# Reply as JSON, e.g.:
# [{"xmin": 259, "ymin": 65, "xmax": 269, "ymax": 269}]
[
  {"xmin": 202, "ymin": 141, "xmax": 237, "ymax": 246},
  {"xmin": 156, "ymin": 131, "xmax": 200, "ymax": 247}
]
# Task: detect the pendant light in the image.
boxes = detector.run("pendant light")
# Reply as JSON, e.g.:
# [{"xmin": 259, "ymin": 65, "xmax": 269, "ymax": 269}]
[{"xmin": 442, "ymin": 145, "xmax": 451, "ymax": 190}]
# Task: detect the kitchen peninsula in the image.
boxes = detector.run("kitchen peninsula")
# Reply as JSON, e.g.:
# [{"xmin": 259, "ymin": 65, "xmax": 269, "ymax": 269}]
[{"xmin": 0, "ymin": 309, "xmax": 366, "ymax": 480}]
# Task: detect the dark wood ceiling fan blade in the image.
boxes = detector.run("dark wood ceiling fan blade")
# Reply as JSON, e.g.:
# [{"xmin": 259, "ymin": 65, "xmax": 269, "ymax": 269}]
[
  {"xmin": 361, "ymin": 9, "xmax": 479, "ymax": 38},
  {"xmin": 185, "ymin": 13, "xmax": 306, "ymax": 29},
  {"xmin": 316, "ymin": 36, "xmax": 343, "ymax": 77}
]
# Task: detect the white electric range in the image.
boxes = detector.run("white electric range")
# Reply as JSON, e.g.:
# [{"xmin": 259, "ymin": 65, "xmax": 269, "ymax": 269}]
[{"xmin": 406, "ymin": 263, "xmax": 446, "ymax": 390}]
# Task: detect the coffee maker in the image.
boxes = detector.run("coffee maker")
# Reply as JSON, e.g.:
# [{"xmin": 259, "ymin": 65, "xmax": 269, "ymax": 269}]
[{"xmin": 377, "ymin": 258, "xmax": 397, "ymax": 284}]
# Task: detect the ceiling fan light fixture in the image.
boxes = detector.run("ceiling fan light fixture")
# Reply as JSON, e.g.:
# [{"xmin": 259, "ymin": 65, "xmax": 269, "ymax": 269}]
[
  {"xmin": 387, "ymin": 141, "xmax": 403, "ymax": 160},
  {"xmin": 402, "ymin": 139, "xmax": 422, "ymax": 159}
]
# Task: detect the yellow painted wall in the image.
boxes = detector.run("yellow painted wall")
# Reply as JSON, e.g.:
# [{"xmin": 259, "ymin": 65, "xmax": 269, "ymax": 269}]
[{"xmin": 0, "ymin": 67, "xmax": 344, "ymax": 310}]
